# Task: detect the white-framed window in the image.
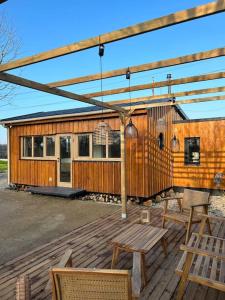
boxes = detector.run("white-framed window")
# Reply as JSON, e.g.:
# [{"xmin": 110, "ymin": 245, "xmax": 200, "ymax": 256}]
[
  {"xmin": 45, "ymin": 136, "xmax": 56, "ymax": 157},
  {"xmin": 21, "ymin": 135, "xmax": 56, "ymax": 159},
  {"xmin": 75, "ymin": 131, "xmax": 121, "ymax": 160},
  {"xmin": 77, "ymin": 134, "xmax": 91, "ymax": 158},
  {"xmin": 22, "ymin": 136, "xmax": 33, "ymax": 157}
]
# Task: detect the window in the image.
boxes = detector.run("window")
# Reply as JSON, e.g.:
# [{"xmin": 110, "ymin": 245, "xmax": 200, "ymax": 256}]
[
  {"xmin": 46, "ymin": 136, "xmax": 55, "ymax": 156},
  {"xmin": 93, "ymin": 144, "xmax": 106, "ymax": 158},
  {"xmin": 184, "ymin": 137, "xmax": 200, "ymax": 165},
  {"xmin": 108, "ymin": 132, "xmax": 120, "ymax": 158},
  {"xmin": 21, "ymin": 135, "xmax": 56, "ymax": 159},
  {"xmin": 23, "ymin": 136, "xmax": 32, "ymax": 157},
  {"xmin": 33, "ymin": 136, "xmax": 44, "ymax": 157},
  {"xmin": 76, "ymin": 131, "xmax": 121, "ymax": 160},
  {"xmin": 78, "ymin": 135, "xmax": 90, "ymax": 157}
]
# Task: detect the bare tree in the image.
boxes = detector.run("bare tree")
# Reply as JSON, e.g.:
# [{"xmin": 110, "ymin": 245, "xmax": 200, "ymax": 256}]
[{"xmin": 0, "ymin": 14, "xmax": 19, "ymax": 102}]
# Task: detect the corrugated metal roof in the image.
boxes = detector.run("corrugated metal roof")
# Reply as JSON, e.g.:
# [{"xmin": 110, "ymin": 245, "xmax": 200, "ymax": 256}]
[{"xmin": 1, "ymin": 98, "xmax": 188, "ymax": 123}]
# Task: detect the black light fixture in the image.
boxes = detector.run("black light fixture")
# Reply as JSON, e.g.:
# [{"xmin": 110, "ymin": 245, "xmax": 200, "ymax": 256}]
[
  {"xmin": 93, "ymin": 41, "xmax": 112, "ymax": 144},
  {"xmin": 98, "ymin": 44, "xmax": 104, "ymax": 57},
  {"xmin": 126, "ymin": 68, "xmax": 131, "ymax": 80},
  {"xmin": 158, "ymin": 132, "xmax": 164, "ymax": 150},
  {"xmin": 124, "ymin": 68, "xmax": 138, "ymax": 138}
]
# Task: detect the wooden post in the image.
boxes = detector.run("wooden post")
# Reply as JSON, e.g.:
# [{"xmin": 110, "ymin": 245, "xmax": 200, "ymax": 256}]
[
  {"xmin": 6, "ymin": 125, "xmax": 10, "ymax": 185},
  {"xmin": 120, "ymin": 114, "xmax": 127, "ymax": 219}
]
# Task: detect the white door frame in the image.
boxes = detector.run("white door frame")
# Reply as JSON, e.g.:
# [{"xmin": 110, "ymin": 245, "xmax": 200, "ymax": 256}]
[{"xmin": 56, "ymin": 134, "xmax": 73, "ymax": 188}]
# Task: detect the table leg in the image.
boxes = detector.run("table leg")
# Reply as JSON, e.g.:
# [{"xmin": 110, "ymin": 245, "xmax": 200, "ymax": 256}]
[
  {"xmin": 161, "ymin": 237, "xmax": 167, "ymax": 257},
  {"xmin": 141, "ymin": 253, "xmax": 147, "ymax": 286},
  {"xmin": 132, "ymin": 252, "xmax": 142, "ymax": 298}
]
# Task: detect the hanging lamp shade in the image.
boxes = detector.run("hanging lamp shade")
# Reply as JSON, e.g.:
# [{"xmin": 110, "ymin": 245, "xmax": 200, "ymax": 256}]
[
  {"xmin": 170, "ymin": 135, "xmax": 180, "ymax": 152},
  {"xmin": 93, "ymin": 120, "xmax": 113, "ymax": 145},
  {"xmin": 125, "ymin": 118, "xmax": 138, "ymax": 138}
]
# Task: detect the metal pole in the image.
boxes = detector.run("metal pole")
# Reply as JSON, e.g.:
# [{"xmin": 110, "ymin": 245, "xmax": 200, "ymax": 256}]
[{"xmin": 120, "ymin": 115, "xmax": 127, "ymax": 219}]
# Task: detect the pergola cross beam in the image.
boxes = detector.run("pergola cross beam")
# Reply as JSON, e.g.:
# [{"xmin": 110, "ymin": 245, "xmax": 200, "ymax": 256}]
[
  {"xmin": 48, "ymin": 47, "xmax": 225, "ymax": 87},
  {"xmin": 0, "ymin": 72, "xmax": 127, "ymax": 114},
  {"xmin": 83, "ymin": 71, "xmax": 225, "ymax": 98},
  {"xmin": 107, "ymin": 85, "xmax": 225, "ymax": 105},
  {"xmin": 130, "ymin": 95, "xmax": 225, "ymax": 110},
  {"xmin": 0, "ymin": 1, "xmax": 225, "ymax": 72}
]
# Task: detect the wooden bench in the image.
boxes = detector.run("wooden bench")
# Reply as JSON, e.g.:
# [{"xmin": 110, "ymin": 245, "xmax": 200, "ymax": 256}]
[{"xmin": 175, "ymin": 214, "xmax": 225, "ymax": 300}]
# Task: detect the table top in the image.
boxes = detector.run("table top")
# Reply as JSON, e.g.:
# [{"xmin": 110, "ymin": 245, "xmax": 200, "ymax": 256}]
[{"xmin": 111, "ymin": 223, "xmax": 168, "ymax": 253}]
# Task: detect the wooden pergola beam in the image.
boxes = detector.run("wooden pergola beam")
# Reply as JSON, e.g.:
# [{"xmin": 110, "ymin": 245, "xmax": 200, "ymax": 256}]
[
  {"xmin": 1, "ymin": 1, "xmax": 225, "ymax": 72},
  {"xmin": 0, "ymin": 72, "xmax": 127, "ymax": 114},
  {"xmin": 48, "ymin": 47, "xmax": 225, "ymax": 87},
  {"xmin": 108, "ymin": 85, "xmax": 225, "ymax": 105},
  {"xmin": 84, "ymin": 71, "xmax": 225, "ymax": 98},
  {"xmin": 130, "ymin": 95, "xmax": 225, "ymax": 110}
]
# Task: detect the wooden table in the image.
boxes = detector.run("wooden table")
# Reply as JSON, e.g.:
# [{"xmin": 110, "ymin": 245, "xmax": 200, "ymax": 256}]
[{"xmin": 110, "ymin": 224, "xmax": 168, "ymax": 297}]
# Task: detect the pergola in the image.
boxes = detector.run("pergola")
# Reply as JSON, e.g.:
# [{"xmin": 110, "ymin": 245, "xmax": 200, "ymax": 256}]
[{"xmin": 0, "ymin": 0, "xmax": 225, "ymax": 219}]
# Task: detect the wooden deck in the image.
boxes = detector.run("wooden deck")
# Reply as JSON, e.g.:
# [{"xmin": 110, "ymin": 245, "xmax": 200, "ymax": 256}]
[{"xmin": 0, "ymin": 205, "xmax": 224, "ymax": 300}]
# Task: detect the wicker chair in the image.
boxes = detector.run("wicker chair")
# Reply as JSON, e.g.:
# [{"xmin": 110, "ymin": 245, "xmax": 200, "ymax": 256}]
[
  {"xmin": 162, "ymin": 189, "xmax": 211, "ymax": 244},
  {"xmin": 16, "ymin": 249, "xmax": 134, "ymax": 300},
  {"xmin": 51, "ymin": 267, "xmax": 132, "ymax": 300}
]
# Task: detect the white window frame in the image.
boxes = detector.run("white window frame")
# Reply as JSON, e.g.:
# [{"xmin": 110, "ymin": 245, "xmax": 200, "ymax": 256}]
[
  {"xmin": 75, "ymin": 131, "xmax": 121, "ymax": 162},
  {"xmin": 45, "ymin": 136, "xmax": 56, "ymax": 159},
  {"xmin": 21, "ymin": 135, "xmax": 56, "ymax": 160}
]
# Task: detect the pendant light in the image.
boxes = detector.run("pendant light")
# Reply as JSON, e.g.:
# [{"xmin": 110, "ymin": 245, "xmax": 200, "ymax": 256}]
[
  {"xmin": 170, "ymin": 135, "xmax": 180, "ymax": 152},
  {"xmin": 124, "ymin": 68, "xmax": 138, "ymax": 138},
  {"xmin": 170, "ymin": 127, "xmax": 180, "ymax": 152},
  {"xmin": 93, "ymin": 39, "xmax": 112, "ymax": 145}
]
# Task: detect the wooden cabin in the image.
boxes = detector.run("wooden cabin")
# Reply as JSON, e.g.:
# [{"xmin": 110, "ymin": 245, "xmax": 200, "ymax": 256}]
[
  {"xmin": 173, "ymin": 117, "xmax": 225, "ymax": 190},
  {"xmin": 1, "ymin": 100, "xmax": 224, "ymax": 198}
]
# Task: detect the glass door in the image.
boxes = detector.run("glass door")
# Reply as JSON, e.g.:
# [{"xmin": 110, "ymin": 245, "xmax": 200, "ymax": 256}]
[{"xmin": 57, "ymin": 135, "xmax": 72, "ymax": 187}]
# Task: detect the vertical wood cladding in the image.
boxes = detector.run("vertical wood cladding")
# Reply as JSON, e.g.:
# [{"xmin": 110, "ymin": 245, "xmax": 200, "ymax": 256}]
[
  {"xmin": 173, "ymin": 119, "xmax": 225, "ymax": 189},
  {"xmin": 147, "ymin": 106, "xmax": 175, "ymax": 196},
  {"xmin": 9, "ymin": 107, "xmax": 182, "ymax": 197}
]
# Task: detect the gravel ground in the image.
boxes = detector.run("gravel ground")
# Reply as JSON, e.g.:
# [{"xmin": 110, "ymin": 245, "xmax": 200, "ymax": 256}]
[{"xmin": 153, "ymin": 194, "xmax": 225, "ymax": 217}]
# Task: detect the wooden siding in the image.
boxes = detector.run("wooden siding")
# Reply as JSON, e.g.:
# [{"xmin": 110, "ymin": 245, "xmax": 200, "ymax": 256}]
[
  {"xmin": 8, "ymin": 107, "xmax": 182, "ymax": 197},
  {"xmin": 9, "ymin": 113, "xmax": 150, "ymax": 197},
  {"xmin": 173, "ymin": 119, "xmax": 225, "ymax": 189},
  {"xmin": 147, "ymin": 106, "xmax": 175, "ymax": 196}
]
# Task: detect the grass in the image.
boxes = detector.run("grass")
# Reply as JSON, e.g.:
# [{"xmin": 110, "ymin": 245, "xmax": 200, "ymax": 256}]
[{"xmin": 0, "ymin": 160, "xmax": 7, "ymax": 173}]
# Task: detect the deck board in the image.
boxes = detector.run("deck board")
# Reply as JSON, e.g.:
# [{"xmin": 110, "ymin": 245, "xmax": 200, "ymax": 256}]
[{"xmin": 0, "ymin": 205, "xmax": 224, "ymax": 300}]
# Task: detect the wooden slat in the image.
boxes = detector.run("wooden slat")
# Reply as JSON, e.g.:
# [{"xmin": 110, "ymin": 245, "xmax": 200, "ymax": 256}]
[
  {"xmin": 210, "ymin": 238, "xmax": 221, "ymax": 281},
  {"xmin": 48, "ymin": 47, "xmax": 225, "ymax": 87},
  {"xmin": 219, "ymin": 239, "xmax": 225, "ymax": 283},
  {"xmin": 130, "ymin": 95, "xmax": 225, "ymax": 111},
  {"xmin": 108, "ymin": 85, "xmax": 225, "ymax": 106},
  {"xmin": 84, "ymin": 72, "xmax": 225, "ymax": 98},
  {"xmin": 192, "ymin": 236, "xmax": 209, "ymax": 276},
  {"xmin": 0, "ymin": 72, "xmax": 127, "ymax": 114},
  {"xmin": 1, "ymin": 1, "xmax": 225, "ymax": 71}
]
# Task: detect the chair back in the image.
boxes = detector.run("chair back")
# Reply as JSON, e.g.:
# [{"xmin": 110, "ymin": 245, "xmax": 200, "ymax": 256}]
[
  {"xmin": 50, "ymin": 267, "xmax": 132, "ymax": 300},
  {"xmin": 182, "ymin": 189, "xmax": 210, "ymax": 212}
]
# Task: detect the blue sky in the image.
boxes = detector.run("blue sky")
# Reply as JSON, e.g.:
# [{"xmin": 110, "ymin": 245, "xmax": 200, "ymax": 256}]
[{"xmin": 0, "ymin": 0, "xmax": 225, "ymax": 143}]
